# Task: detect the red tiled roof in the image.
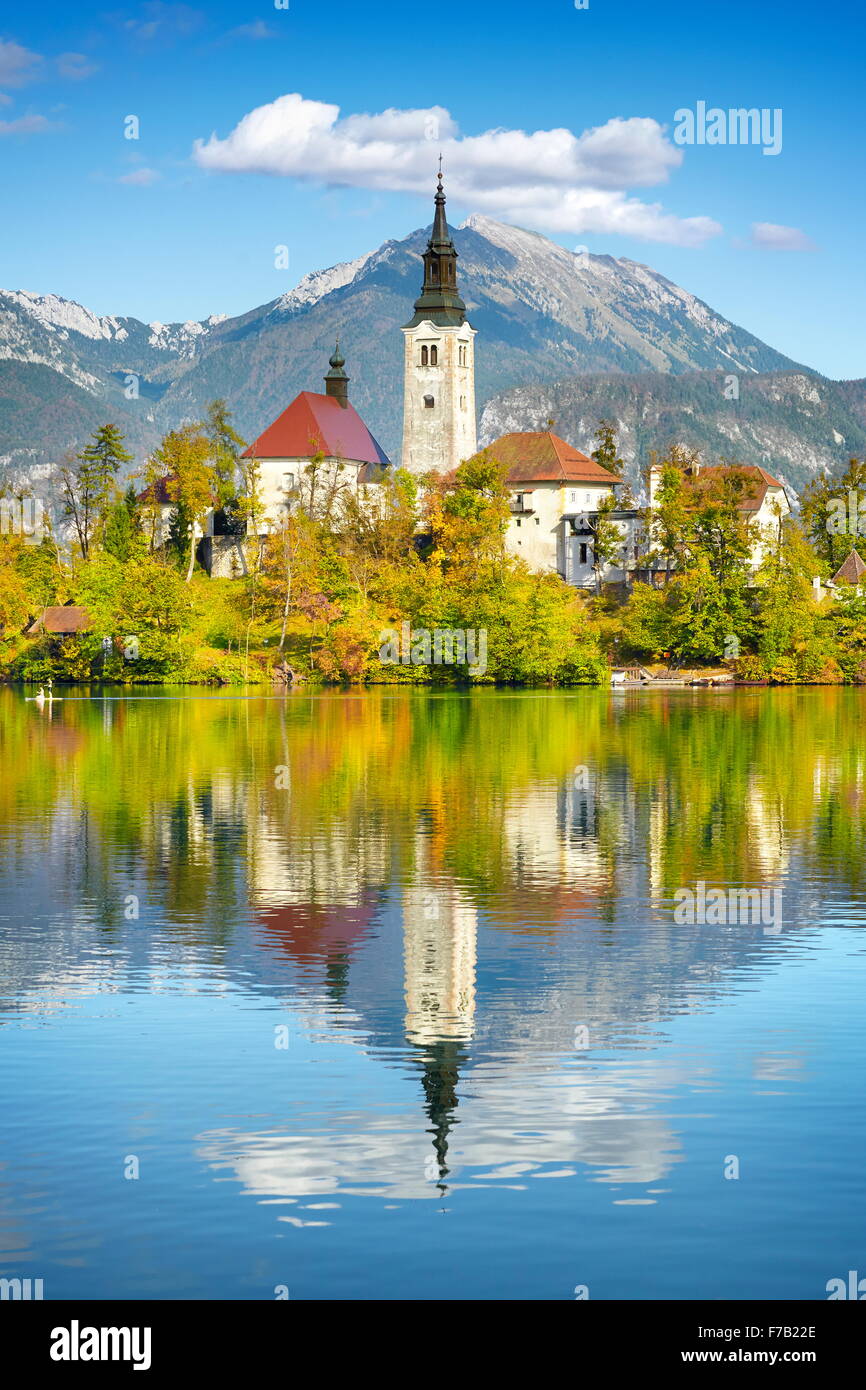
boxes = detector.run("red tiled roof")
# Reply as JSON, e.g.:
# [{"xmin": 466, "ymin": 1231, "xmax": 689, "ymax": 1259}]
[
  {"xmin": 695, "ymin": 464, "xmax": 787, "ymax": 511},
  {"xmin": 137, "ymin": 476, "xmax": 176, "ymax": 506},
  {"xmin": 832, "ymin": 549, "xmax": 866, "ymax": 585},
  {"xmin": 242, "ymin": 391, "xmax": 390, "ymax": 468},
  {"xmin": 482, "ymin": 432, "xmax": 620, "ymax": 485},
  {"xmin": 27, "ymin": 605, "xmax": 91, "ymax": 636}
]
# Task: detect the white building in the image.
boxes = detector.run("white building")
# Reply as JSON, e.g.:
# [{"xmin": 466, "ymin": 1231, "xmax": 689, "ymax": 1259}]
[
  {"xmin": 477, "ymin": 429, "xmax": 627, "ymax": 585},
  {"xmin": 647, "ymin": 459, "xmax": 791, "ymax": 573},
  {"xmin": 400, "ymin": 171, "xmax": 477, "ymax": 475}
]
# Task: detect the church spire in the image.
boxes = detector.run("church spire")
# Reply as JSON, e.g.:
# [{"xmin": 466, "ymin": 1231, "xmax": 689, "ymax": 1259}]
[
  {"xmin": 405, "ymin": 166, "xmax": 467, "ymax": 328},
  {"xmin": 324, "ymin": 338, "xmax": 349, "ymax": 408}
]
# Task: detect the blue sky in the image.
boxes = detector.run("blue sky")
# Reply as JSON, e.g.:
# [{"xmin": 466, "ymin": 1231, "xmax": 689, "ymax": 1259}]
[{"xmin": 1, "ymin": 0, "xmax": 863, "ymax": 377}]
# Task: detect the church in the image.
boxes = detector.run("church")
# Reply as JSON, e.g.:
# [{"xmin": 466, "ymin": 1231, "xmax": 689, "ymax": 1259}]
[
  {"xmin": 398, "ymin": 171, "xmax": 632, "ymax": 585},
  {"xmin": 170, "ymin": 169, "xmax": 787, "ymax": 587},
  {"xmin": 202, "ymin": 168, "xmax": 626, "ymax": 587}
]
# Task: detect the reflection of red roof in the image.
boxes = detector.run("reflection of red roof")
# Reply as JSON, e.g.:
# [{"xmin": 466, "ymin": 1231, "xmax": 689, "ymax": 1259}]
[
  {"xmin": 255, "ymin": 898, "xmax": 377, "ymax": 966},
  {"xmin": 482, "ymin": 432, "xmax": 619, "ymax": 485},
  {"xmin": 242, "ymin": 391, "xmax": 390, "ymax": 469}
]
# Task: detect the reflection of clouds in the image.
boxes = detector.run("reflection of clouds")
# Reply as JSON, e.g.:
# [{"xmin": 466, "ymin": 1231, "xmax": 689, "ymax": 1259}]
[
  {"xmin": 196, "ymin": 1056, "xmax": 684, "ymax": 1206},
  {"xmin": 752, "ymin": 1052, "xmax": 805, "ymax": 1083}
]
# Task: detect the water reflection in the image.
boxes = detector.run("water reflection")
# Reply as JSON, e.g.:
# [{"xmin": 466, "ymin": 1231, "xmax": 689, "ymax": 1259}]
[{"xmin": 0, "ymin": 687, "xmax": 862, "ymax": 1297}]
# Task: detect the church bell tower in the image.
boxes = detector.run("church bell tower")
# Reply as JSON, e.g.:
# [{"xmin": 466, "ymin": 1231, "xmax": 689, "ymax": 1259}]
[{"xmin": 400, "ymin": 168, "xmax": 477, "ymax": 475}]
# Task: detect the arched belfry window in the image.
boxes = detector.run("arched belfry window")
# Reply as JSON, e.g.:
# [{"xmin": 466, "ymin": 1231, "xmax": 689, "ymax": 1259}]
[
  {"xmin": 424, "ymin": 394, "xmax": 435, "ymax": 409},
  {"xmin": 430, "ymin": 345, "xmax": 438, "ymax": 366},
  {"xmin": 420, "ymin": 345, "xmax": 428, "ymax": 366}
]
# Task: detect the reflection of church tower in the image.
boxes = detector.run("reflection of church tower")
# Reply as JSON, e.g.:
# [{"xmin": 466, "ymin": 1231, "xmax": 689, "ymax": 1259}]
[
  {"xmin": 402, "ymin": 881, "xmax": 477, "ymax": 1045},
  {"xmin": 419, "ymin": 1038, "xmax": 467, "ymax": 1190},
  {"xmin": 401, "ymin": 168, "xmax": 477, "ymax": 475},
  {"xmin": 402, "ymin": 839, "xmax": 478, "ymax": 1187}
]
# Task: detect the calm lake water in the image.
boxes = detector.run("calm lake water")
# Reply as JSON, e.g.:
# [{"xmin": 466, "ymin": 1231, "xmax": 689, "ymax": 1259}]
[{"xmin": 1, "ymin": 685, "xmax": 864, "ymax": 1301}]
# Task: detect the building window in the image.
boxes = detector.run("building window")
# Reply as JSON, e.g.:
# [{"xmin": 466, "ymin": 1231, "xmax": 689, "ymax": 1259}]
[
  {"xmin": 516, "ymin": 517, "xmax": 521, "ymax": 528},
  {"xmin": 579, "ymin": 543, "xmax": 588, "ymax": 565},
  {"xmin": 430, "ymin": 345, "xmax": 438, "ymax": 366},
  {"xmin": 424, "ymin": 394, "xmax": 435, "ymax": 409},
  {"xmin": 420, "ymin": 345, "xmax": 428, "ymax": 366},
  {"xmin": 585, "ymin": 492, "xmax": 593, "ymax": 505},
  {"xmin": 458, "ymin": 344, "xmax": 467, "ymax": 366},
  {"xmin": 460, "ymin": 395, "xmax": 466, "ymax": 410},
  {"xmin": 569, "ymin": 491, "xmax": 576, "ymax": 504},
  {"xmin": 283, "ymin": 471, "xmax": 295, "ymax": 495}
]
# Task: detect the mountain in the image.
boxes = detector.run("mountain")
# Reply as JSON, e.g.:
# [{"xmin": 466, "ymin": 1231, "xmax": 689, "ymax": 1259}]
[
  {"xmin": 480, "ymin": 369, "xmax": 866, "ymax": 500},
  {"xmin": 0, "ymin": 215, "xmax": 816, "ymax": 486}
]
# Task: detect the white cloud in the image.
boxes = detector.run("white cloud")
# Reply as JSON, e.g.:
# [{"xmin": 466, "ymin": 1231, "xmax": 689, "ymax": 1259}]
[
  {"xmin": 750, "ymin": 222, "xmax": 816, "ymax": 252},
  {"xmin": 119, "ymin": 167, "xmax": 161, "ymax": 185},
  {"xmin": 0, "ymin": 38, "xmax": 43, "ymax": 90},
  {"xmin": 229, "ymin": 20, "xmax": 276, "ymax": 40},
  {"xmin": 57, "ymin": 52, "xmax": 99, "ymax": 81},
  {"xmin": 115, "ymin": 3, "xmax": 204, "ymax": 42},
  {"xmin": 193, "ymin": 94, "xmax": 722, "ymax": 247},
  {"xmin": 0, "ymin": 114, "xmax": 52, "ymax": 136}
]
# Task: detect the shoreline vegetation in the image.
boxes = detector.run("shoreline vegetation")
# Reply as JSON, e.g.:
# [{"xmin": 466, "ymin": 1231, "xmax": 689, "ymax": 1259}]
[{"xmin": 4, "ymin": 410, "xmax": 866, "ymax": 690}]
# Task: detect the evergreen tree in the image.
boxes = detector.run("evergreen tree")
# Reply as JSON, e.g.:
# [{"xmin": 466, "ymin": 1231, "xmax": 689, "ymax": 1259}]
[
  {"xmin": 592, "ymin": 419, "xmax": 624, "ymax": 477},
  {"xmin": 60, "ymin": 424, "xmax": 133, "ymax": 559},
  {"xmin": 205, "ymin": 399, "xmax": 247, "ymax": 509},
  {"xmin": 103, "ymin": 484, "xmax": 145, "ymax": 563}
]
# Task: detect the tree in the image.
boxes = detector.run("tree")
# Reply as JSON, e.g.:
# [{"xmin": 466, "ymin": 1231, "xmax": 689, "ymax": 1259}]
[
  {"xmin": 205, "ymin": 399, "xmax": 247, "ymax": 509},
  {"xmin": 589, "ymin": 494, "xmax": 623, "ymax": 595},
  {"xmin": 103, "ymin": 484, "xmax": 145, "ymax": 563},
  {"xmin": 338, "ymin": 467, "xmax": 419, "ymax": 602},
  {"xmin": 235, "ymin": 449, "xmax": 266, "ymax": 569},
  {"xmin": 60, "ymin": 425, "xmax": 133, "ymax": 559},
  {"xmin": 427, "ymin": 450, "xmax": 511, "ymax": 586},
  {"xmin": 753, "ymin": 520, "xmax": 837, "ymax": 681},
  {"xmin": 666, "ymin": 555, "xmax": 749, "ymax": 663},
  {"xmin": 800, "ymin": 457, "xmax": 866, "ymax": 573},
  {"xmin": 0, "ymin": 538, "xmax": 30, "ymax": 639},
  {"xmin": 646, "ymin": 453, "xmax": 689, "ymax": 582},
  {"xmin": 152, "ymin": 425, "xmax": 214, "ymax": 582},
  {"xmin": 592, "ymin": 419, "xmax": 625, "ymax": 477}
]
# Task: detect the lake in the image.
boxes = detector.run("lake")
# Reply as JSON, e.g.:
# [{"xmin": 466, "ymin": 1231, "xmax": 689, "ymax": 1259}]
[{"xmin": 1, "ymin": 685, "xmax": 864, "ymax": 1301}]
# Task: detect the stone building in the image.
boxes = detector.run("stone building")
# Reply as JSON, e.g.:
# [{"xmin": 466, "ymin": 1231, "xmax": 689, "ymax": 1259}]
[
  {"xmin": 478, "ymin": 430, "xmax": 624, "ymax": 583},
  {"xmin": 400, "ymin": 170, "xmax": 477, "ymax": 476}
]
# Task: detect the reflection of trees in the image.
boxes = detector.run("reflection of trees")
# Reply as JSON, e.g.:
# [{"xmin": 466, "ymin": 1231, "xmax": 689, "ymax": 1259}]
[
  {"xmin": 2, "ymin": 685, "xmax": 866, "ymax": 997},
  {"xmin": 5, "ymin": 684, "xmax": 855, "ymax": 1203}
]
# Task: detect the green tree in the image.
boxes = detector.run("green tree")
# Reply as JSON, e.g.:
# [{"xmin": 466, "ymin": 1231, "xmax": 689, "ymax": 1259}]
[
  {"xmin": 590, "ymin": 494, "xmax": 623, "ymax": 595},
  {"xmin": 205, "ymin": 399, "xmax": 247, "ymax": 509},
  {"xmin": 152, "ymin": 425, "xmax": 214, "ymax": 582},
  {"xmin": 592, "ymin": 419, "xmax": 624, "ymax": 477},
  {"xmin": 800, "ymin": 457, "xmax": 866, "ymax": 573},
  {"xmin": 61, "ymin": 424, "xmax": 133, "ymax": 559},
  {"xmin": 103, "ymin": 484, "xmax": 145, "ymax": 563}
]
